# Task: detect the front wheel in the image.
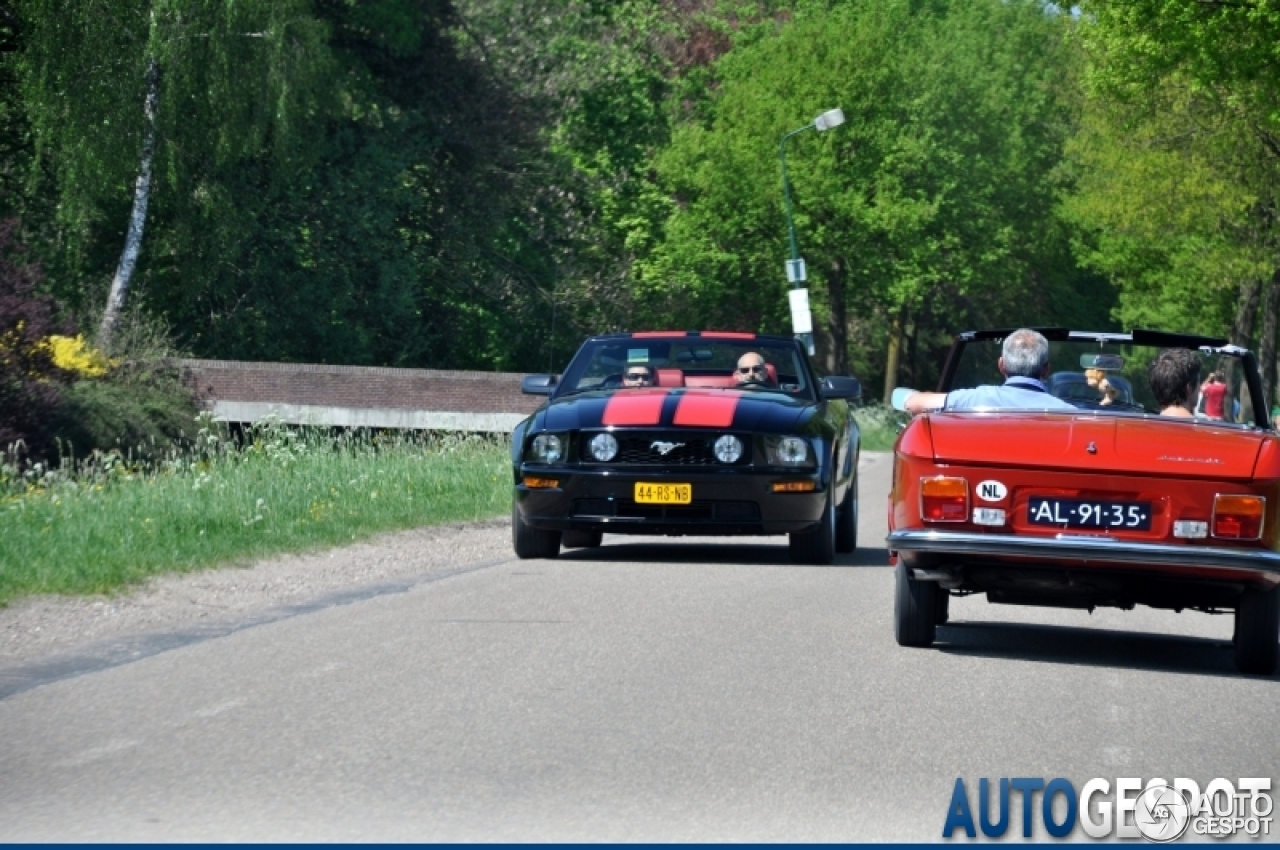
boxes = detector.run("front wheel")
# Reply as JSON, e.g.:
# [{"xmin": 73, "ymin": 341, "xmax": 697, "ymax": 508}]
[
  {"xmin": 895, "ymin": 562, "xmax": 938, "ymax": 647},
  {"xmin": 789, "ymin": 488, "xmax": 836, "ymax": 565},
  {"xmin": 1234, "ymin": 585, "xmax": 1279, "ymax": 675},
  {"xmin": 512, "ymin": 501, "xmax": 561, "ymax": 559},
  {"xmin": 835, "ymin": 479, "xmax": 857, "ymax": 554}
]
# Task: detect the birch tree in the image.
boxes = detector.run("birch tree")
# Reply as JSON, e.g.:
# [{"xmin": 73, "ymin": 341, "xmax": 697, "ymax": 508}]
[{"xmin": 14, "ymin": 0, "xmax": 331, "ymax": 351}]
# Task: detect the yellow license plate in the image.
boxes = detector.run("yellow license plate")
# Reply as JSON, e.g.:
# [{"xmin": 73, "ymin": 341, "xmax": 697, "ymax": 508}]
[{"xmin": 635, "ymin": 482, "xmax": 692, "ymax": 504}]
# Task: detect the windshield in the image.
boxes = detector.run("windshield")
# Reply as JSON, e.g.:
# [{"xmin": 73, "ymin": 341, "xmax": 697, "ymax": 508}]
[
  {"xmin": 946, "ymin": 337, "xmax": 1265, "ymax": 427},
  {"xmin": 557, "ymin": 337, "xmax": 814, "ymax": 399}
]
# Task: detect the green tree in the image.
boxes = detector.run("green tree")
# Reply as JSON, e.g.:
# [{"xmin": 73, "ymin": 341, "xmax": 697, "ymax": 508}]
[{"xmin": 634, "ymin": 0, "xmax": 1092, "ymax": 397}]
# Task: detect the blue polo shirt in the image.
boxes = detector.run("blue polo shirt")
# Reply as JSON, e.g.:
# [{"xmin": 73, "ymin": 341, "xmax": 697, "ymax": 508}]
[{"xmin": 944, "ymin": 376, "xmax": 1076, "ymax": 411}]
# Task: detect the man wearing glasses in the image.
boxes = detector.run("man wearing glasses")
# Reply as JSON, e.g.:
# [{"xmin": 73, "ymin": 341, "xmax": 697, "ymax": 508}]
[
  {"xmin": 735, "ymin": 352, "xmax": 773, "ymax": 387},
  {"xmin": 622, "ymin": 365, "xmax": 654, "ymax": 387}
]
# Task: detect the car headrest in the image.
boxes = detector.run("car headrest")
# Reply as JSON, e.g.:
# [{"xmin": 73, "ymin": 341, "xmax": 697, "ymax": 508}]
[{"xmin": 656, "ymin": 368, "xmax": 685, "ymax": 387}]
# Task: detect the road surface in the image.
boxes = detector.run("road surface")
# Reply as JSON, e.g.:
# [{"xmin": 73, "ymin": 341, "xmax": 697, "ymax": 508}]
[{"xmin": 0, "ymin": 451, "xmax": 1275, "ymax": 840}]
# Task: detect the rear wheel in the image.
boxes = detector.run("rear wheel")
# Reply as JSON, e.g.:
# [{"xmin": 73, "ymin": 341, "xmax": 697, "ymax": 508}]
[
  {"xmin": 895, "ymin": 562, "xmax": 938, "ymax": 647},
  {"xmin": 934, "ymin": 589, "xmax": 951, "ymax": 625},
  {"xmin": 562, "ymin": 530, "xmax": 603, "ymax": 549},
  {"xmin": 835, "ymin": 479, "xmax": 857, "ymax": 554},
  {"xmin": 1234, "ymin": 585, "xmax": 1279, "ymax": 675},
  {"xmin": 512, "ymin": 501, "xmax": 561, "ymax": 559},
  {"xmin": 789, "ymin": 488, "xmax": 836, "ymax": 565}
]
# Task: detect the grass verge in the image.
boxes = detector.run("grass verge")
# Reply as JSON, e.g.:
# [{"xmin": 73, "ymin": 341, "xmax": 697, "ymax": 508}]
[
  {"xmin": 854, "ymin": 404, "xmax": 908, "ymax": 452},
  {"xmin": 0, "ymin": 419, "xmax": 510, "ymax": 607}
]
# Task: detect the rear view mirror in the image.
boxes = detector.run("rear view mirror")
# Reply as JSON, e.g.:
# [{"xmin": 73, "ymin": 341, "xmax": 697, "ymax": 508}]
[
  {"xmin": 1080, "ymin": 353, "xmax": 1125, "ymax": 371},
  {"xmin": 521, "ymin": 374, "xmax": 558, "ymax": 395},
  {"xmin": 821, "ymin": 376, "xmax": 861, "ymax": 401}
]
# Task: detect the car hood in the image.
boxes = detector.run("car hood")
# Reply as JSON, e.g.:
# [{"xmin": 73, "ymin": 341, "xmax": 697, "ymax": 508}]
[
  {"xmin": 539, "ymin": 387, "xmax": 810, "ymax": 432},
  {"xmin": 925, "ymin": 412, "xmax": 1265, "ymax": 479}
]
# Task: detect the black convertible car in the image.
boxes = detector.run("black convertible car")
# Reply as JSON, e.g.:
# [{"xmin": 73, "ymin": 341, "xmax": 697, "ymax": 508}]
[{"xmin": 510, "ymin": 331, "xmax": 863, "ymax": 564}]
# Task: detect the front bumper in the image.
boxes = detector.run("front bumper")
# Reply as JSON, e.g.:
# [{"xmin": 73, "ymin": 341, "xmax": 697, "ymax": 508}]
[
  {"xmin": 516, "ymin": 465, "xmax": 828, "ymax": 535},
  {"xmin": 888, "ymin": 529, "xmax": 1280, "ymax": 586}
]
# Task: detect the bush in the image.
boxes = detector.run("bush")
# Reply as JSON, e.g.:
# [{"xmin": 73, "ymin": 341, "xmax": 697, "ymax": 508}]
[
  {"xmin": 51, "ymin": 360, "xmax": 200, "ymax": 461},
  {"xmin": 0, "ymin": 218, "xmax": 74, "ymax": 462}
]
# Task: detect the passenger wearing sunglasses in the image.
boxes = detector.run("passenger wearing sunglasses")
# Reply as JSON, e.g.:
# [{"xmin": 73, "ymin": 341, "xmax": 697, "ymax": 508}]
[
  {"xmin": 735, "ymin": 352, "xmax": 774, "ymax": 387},
  {"xmin": 622, "ymin": 365, "xmax": 654, "ymax": 387}
]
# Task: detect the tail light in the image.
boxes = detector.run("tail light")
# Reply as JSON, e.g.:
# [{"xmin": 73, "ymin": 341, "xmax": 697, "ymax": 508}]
[
  {"xmin": 921, "ymin": 476, "xmax": 968, "ymax": 523},
  {"xmin": 1212, "ymin": 495, "xmax": 1265, "ymax": 540}
]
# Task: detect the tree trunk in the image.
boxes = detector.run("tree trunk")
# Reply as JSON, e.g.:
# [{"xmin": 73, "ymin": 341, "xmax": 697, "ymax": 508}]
[
  {"xmin": 1223, "ymin": 278, "xmax": 1262, "ymax": 393},
  {"xmin": 882, "ymin": 306, "xmax": 906, "ymax": 405},
  {"xmin": 825, "ymin": 257, "xmax": 849, "ymax": 376},
  {"xmin": 1258, "ymin": 270, "xmax": 1280, "ymax": 412},
  {"xmin": 99, "ymin": 58, "xmax": 160, "ymax": 352}
]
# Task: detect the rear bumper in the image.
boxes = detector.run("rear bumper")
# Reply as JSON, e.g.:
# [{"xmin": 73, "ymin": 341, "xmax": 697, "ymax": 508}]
[{"xmin": 888, "ymin": 529, "xmax": 1280, "ymax": 586}]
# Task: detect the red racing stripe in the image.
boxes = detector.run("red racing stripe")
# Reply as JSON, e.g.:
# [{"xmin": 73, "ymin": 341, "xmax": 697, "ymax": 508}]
[
  {"xmin": 700, "ymin": 331, "xmax": 756, "ymax": 339},
  {"xmin": 673, "ymin": 391, "xmax": 739, "ymax": 427},
  {"xmin": 602, "ymin": 389, "xmax": 668, "ymax": 426}
]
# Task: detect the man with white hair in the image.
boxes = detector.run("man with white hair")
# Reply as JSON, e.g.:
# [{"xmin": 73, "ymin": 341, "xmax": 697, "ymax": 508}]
[{"xmin": 898, "ymin": 328, "xmax": 1075, "ymax": 414}]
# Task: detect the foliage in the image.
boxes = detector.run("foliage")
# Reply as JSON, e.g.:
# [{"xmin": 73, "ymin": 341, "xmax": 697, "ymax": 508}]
[
  {"xmin": 50, "ymin": 361, "xmax": 200, "ymax": 461},
  {"xmin": 630, "ymin": 0, "xmax": 1099, "ymax": 393},
  {"xmin": 39, "ymin": 333, "xmax": 113, "ymax": 377},
  {"xmin": 0, "ymin": 422, "xmax": 510, "ymax": 606},
  {"xmin": 0, "ymin": 218, "xmax": 73, "ymax": 461}
]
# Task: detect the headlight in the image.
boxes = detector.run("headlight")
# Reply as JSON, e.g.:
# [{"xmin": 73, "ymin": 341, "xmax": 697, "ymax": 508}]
[
  {"xmin": 589, "ymin": 432, "xmax": 618, "ymax": 462},
  {"xmin": 765, "ymin": 436, "xmax": 811, "ymax": 466},
  {"xmin": 714, "ymin": 434, "xmax": 743, "ymax": 463},
  {"xmin": 529, "ymin": 433, "xmax": 564, "ymax": 463}
]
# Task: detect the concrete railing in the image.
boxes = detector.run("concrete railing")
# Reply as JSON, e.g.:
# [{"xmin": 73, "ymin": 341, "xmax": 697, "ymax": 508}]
[{"xmin": 175, "ymin": 359, "xmax": 545, "ymax": 433}]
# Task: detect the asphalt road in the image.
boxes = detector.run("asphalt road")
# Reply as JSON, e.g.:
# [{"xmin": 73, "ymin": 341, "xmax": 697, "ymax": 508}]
[{"xmin": 0, "ymin": 451, "xmax": 1276, "ymax": 841}]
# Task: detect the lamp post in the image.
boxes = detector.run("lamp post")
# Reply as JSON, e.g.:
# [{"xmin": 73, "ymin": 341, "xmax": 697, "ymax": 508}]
[{"xmin": 779, "ymin": 107, "xmax": 845, "ymax": 356}]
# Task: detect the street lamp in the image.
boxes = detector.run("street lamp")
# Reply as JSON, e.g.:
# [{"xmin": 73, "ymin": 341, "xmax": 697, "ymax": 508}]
[{"xmin": 779, "ymin": 107, "xmax": 845, "ymax": 355}]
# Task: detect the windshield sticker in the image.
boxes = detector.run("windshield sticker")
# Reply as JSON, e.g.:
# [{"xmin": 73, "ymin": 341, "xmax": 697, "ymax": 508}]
[{"xmin": 627, "ymin": 348, "xmax": 649, "ymax": 363}]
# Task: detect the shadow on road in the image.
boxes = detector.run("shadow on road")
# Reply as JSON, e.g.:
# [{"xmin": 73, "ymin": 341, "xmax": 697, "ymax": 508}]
[
  {"xmin": 935, "ymin": 620, "xmax": 1280, "ymax": 682},
  {"xmin": 557, "ymin": 540, "xmax": 891, "ymax": 568}
]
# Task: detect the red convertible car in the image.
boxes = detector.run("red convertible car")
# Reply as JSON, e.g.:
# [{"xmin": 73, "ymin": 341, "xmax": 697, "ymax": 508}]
[{"xmin": 889, "ymin": 329, "xmax": 1280, "ymax": 674}]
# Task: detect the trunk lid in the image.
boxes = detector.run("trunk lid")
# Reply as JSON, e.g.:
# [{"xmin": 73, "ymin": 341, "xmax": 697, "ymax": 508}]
[{"xmin": 926, "ymin": 412, "xmax": 1264, "ymax": 479}]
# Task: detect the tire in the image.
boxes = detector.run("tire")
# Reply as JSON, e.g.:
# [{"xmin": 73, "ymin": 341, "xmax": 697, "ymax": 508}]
[
  {"xmin": 512, "ymin": 501, "xmax": 561, "ymax": 559},
  {"xmin": 1234, "ymin": 585, "xmax": 1279, "ymax": 675},
  {"xmin": 835, "ymin": 478, "xmax": 858, "ymax": 554},
  {"xmin": 934, "ymin": 589, "xmax": 950, "ymax": 625},
  {"xmin": 562, "ymin": 529, "xmax": 603, "ymax": 549},
  {"xmin": 894, "ymin": 561, "xmax": 938, "ymax": 647},
  {"xmin": 789, "ymin": 487, "xmax": 836, "ymax": 565}
]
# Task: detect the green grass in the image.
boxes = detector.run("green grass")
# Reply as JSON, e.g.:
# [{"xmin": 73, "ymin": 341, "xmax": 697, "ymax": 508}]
[
  {"xmin": 854, "ymin": 404, "xmax": 909, "ymax": 452},
  {"xmin": 0, "ymin": 419, "xmax": 511, "ymax": 607}
]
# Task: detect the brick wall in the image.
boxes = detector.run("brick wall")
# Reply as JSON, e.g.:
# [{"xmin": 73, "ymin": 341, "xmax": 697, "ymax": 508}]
[{"xmin": 175, "ymin": 359, "xmax": 544, "ymax": 430}]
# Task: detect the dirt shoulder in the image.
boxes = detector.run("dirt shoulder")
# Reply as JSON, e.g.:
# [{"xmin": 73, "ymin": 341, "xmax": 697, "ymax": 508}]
[{"xmin": 0, "ymin": 518, "xmax": 513, "ymax": 667}]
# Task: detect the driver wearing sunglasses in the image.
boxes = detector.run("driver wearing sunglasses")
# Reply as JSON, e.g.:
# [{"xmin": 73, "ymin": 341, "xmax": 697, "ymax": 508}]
[
  {"xmin": 622, "ymin": 365, "xmax": 654, "ymax": 387},
  {"xmin": 735, "ymin": 352, "xmax": 773, "ymax": 386}
]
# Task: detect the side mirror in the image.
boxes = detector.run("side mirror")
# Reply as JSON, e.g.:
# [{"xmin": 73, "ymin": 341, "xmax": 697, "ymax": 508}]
[
  {"xmin": 521, "ymin": 374, "xmax": 558, "ymax": 395},
  {"xmin": 821, "ymin": 375, "xmax": 861, "ymax": 401}
]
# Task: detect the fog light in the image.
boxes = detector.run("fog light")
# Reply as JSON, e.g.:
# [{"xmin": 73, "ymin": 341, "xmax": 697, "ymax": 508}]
[
  {"xmin": 972, "ymin": 507, "xmax": 1005, "ymax": 527},
  {"xmin": 589, "ymin": 432, "xmax": 618, "ymax": 461},
  {"xmin": 1212, "ymin": 495, "xmax": 1265, "ymax": 539},
  {"xmin": 714, "ymin": 434, "xmax": 744, "ymax": 463},
  {"xmin": 921, "ymin": 476, "xmax": 968, "ymax": 523},
  {"xmin": 1173, "ymin": 520, "xmax": 1208, "ymax": 539}
]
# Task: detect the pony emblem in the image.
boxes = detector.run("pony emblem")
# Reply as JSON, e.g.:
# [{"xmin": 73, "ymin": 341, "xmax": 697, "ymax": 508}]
[{"xmin": 650, "ymin": 441, "xmax": 684, "ymax": 455}]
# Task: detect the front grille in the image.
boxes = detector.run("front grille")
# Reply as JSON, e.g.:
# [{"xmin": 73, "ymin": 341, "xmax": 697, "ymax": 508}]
[
  {"xmin": 572, "ymin": 499, "xmax": 760, "ymax": 522},
  {"xmin": 580, "ymin": 431, "xmax": 749, "ymax": 467}
]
